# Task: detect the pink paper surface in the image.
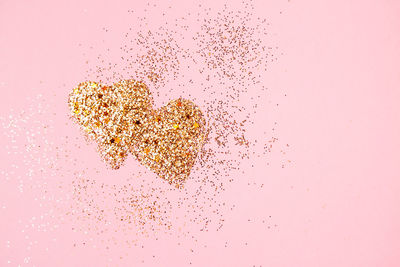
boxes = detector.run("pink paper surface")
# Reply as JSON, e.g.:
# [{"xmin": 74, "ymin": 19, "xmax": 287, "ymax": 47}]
[{"xmin": 1, "ymin": 0, "xmax": 400, "ymax": 266}]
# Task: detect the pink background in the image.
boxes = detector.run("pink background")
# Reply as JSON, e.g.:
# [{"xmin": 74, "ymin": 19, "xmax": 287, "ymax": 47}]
[{"xmin": 1, "ymin": 0, "xmax": 400, "ymax": 266}]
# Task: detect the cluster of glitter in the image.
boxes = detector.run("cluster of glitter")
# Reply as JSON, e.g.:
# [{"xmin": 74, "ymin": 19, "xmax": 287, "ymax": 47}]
[
  {"xmin": 78, "ymin": 1, "xmax": 283, "ymax": 237},
  {"xmin": 68, "ymin": 79, "xmax": 207, "ymax": 187},
  {"xmin": 0, "ymin": 1, "xmax": 290, "ymax": 264}
]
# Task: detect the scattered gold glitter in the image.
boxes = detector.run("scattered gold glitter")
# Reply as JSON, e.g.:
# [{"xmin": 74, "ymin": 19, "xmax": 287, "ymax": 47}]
[{"xmin": 68, "ymin": 79, "xmax": 207, "ymax": 187}]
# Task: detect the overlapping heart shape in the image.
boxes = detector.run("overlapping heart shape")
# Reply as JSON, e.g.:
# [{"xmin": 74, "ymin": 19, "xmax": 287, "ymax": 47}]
[{"xmin": 68, "ymin": 80, "xmax": 207, "ymax": 187}]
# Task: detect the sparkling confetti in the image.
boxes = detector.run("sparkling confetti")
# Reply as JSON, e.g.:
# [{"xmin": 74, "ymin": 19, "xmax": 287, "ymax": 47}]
[{"xmin": 1, "ymin": 1, "xmax": 289, "ymax": 265}]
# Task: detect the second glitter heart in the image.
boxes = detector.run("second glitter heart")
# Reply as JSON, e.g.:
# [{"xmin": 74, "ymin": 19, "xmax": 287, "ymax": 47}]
[{"xmin": 68, "ymin": 80, "xmax": 207, "ymax": 187}]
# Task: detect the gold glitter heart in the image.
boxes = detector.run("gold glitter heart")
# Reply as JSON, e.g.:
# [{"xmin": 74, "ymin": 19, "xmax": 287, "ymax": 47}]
[{"xmin": 68, "ymin": 80, "xmax": 207, "ymax": 187}]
